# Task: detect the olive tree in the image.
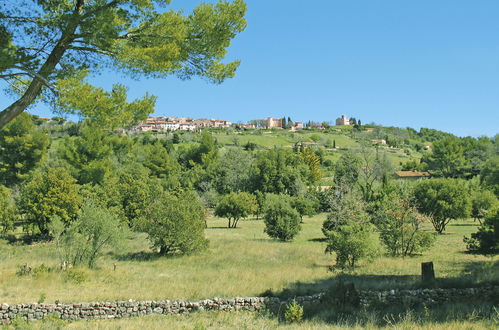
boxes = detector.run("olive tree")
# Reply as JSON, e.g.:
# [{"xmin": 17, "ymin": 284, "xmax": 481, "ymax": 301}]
[
  {"xmin": 374, "ymin": 193, "xmax": 435, "ymax": 257},
  {"xmin": 471, "ymin": 189, "xmax": 497, "ymax": 225},
  {"xmin": 138, "ymin": 191, "xmax": 208, "ymax": 255},
  {"xmin": 413, "ymin": 178, "xmax": 471, "ymax": 234},
  {"xmin": 214, "ymin": 191, "xmax": 257, "ymax": 228},
  {"xmin": 50, "ymin": 201, "xmax": 127, "ymax": 268}
]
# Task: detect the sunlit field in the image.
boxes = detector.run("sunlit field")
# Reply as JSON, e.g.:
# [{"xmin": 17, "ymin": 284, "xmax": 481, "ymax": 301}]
[{"xmin": 0, "ymin": 214, "xmax": 496, "ymax": 305}]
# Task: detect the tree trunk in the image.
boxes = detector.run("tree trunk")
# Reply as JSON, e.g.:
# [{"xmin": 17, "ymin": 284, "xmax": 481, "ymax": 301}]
[{"xmin": 0, "ymin": 2, "xmax": 83, "ymax": 129}]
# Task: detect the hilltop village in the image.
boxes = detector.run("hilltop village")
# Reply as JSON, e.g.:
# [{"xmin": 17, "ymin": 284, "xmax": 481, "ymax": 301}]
[{"xmin": 130, "ymin": 114, "xmax": 356, "ymax": 132}]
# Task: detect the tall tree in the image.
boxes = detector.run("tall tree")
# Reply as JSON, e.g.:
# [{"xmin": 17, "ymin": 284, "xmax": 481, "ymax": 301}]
[
  {"xmin": 426, "ymin": 137, "xmax": 466, "ymax": 177},
  {"xmin": 19, "ymin": 167, "xmax": 83, "ymax": 235},
  {"xmin": 0, "ymin": 113, "xmax": 49, "ymax": 186},
  {"xmin": 0, "ymin": 0, "xmax": 247, "ymax": 128}
]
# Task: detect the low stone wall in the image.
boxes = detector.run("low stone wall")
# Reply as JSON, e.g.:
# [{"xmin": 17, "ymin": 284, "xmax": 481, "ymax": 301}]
[
  {"xmin": 359, "ymin": 286, "xmax": 498, "ymax": 308},
  {"xmin": 1, "ymin": 286, "xmax": 497, "ymax": 323}
]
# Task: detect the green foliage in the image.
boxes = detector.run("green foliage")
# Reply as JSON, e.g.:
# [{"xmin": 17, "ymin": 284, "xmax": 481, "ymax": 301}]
[
  {"xmin": 0, "ymin": 113, "xmax": 49, "ymax": 185},
  {"xmin": 426, "ymin": 136, "xmax": 466, "ymax": 177},
  {"xmin": 464, "ymin": 208, "xmax": 499, "ymax": 255},
  {"xmin": 63, "ymin": 269, "xmax": 88, "ymax": 284},
  {"xmin": 19, "ymin": 167, "xmax": 82, "ymax": 236},
  {"xmin": 214, "ymin": 191, "xmax": 258, "ymax": 228},
  {"xmin": 299, "ymin": 146, "xmax": 322, "ymax": 183},
  {"xmin": 471, "ymin": 189, "xmax": 497, "ymax": 224},
  {"xmin": 283, "ymin": 299, "xmax": 304, "ymax": 323},
  {"xmin": 60, "ymin": 125, "xmax": 115, "ymax": 184},
  {"xmin": 56, "ymin": 71, "xmax": 156, "ymax": 129},
  {"xmin": 373, "ymin": 191, "xmax": 436, "ymax": 257},
  {"xmin": 291, "ymin": 196, "xmax": 317, "ymax": 222},
  {"xmin": 213, "ymin": 148, "xmax": 254, "ymax": 193},
  {"xmin": 322, "ymin": 189, "xmax": 368, "ymax": 236},
  {"xmin": 323, "ymin": 190, "xmax": 380, "ymax": 268},
  {"xmin": 481, "ymin": 156, "xmax": 499, "ymax": 196},
  {"xmin": 138, "ymin": 191, "xmax": 208, "ymax": 255},
  {"xmin": 414, "ymin": 178, "xmax": 471, "ymax": 234},
  {"xmin": 0, "ymin": 0, "xmax": 247, "ymax": 128},
  {"xmin": 325, "ymin": 220, "xmax": 380, "ymax": 269},
  {"xmin": 263, "ymin": 194, "xmax": 301, "ymax": 241},
  {"xmin": 0, "ymin": 185, "xmax": 16, "ymax": 233},
  {"xmin": 252, "ymin": 148, "xmax": 309, "ymax": 195},
  {"xmin": 50, "ymin": 201, "xmax": 127, "ymax": 268}
]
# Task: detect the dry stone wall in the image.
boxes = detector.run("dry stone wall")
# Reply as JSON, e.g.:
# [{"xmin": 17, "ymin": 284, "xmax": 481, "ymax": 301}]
[{"xmin": 1, "ymin": 286, "xmax": 497, "ymax": 323}]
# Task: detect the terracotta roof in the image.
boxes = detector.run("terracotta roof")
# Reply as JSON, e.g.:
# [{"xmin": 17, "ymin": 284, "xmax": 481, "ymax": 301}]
[{"xmin": 395, "ymin": 171, "xmax": 431, "ymax": 178}]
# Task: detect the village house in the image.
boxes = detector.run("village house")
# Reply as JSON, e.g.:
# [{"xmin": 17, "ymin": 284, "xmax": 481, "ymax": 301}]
[
  {"xmin": 262, "ymin": 117, "xmax": 283, "ymax": 129},
  {"xmin": 394, "ymin": 170, "xmax": 431, "ymax": 180}
]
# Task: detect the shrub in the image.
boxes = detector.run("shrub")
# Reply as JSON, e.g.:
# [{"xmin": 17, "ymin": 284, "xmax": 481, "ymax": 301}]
[
  {"xmin": 324, "ymin": 190, "xmax": 380, "ymax": 268},
  {"xmin": 138, "ymin": 190, "xmax": 208, "ymax": 255},
  {"xmin": 464, "ymin": 208, "xmax": 499, "ymax": 255},
  {"xmin": 50, "ymin": 201, "xmax": 127, "ymax": 268},
  {"xmin": 0, "ymin": 185, "xmax": 16, "ymax": 233},
  {"xmin": 263, "ymin": 194, "xmax": 301, "ymax": 241},
  {"xmin": 471, "ymin": 189, "xmax": 497, "ymax": 225},
  {"xmin": 374, "ymin": 193, "xmax": 436, "ymax": 257},
  {"xmin": 325, "ymin": 219, "xmax": 380, "ymax": 268},
  {"xmin": 63, "ymin": 269, "xmax": 87, "ymax": 284},
  {"xmin": 284, "ymin": 299, "xmax": 304, "ymax": 323}
]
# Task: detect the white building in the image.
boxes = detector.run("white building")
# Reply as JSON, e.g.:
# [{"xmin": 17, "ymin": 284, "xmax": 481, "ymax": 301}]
[{"xmin": 335, "ymin": 114, "xmax": 350, "ymax": 126}]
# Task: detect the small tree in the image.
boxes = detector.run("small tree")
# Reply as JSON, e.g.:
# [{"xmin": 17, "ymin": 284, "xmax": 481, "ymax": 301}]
[
  {"xmin": 19, "ymin": 167, "xmax": 83, "ymax": 236},
  {"xmin": 214, "ymin": 192, "xmax": 258, "ymax": 228},
  {"xmin": 471, "ymin": 190, "xmax": 497, "ymax": 225},
  {"xmin": 0, "ymin": 185, "xmax": 17, "ymax": 233},
  {"xmin": 413, "ymin": 178, "xmax": 471, "ymax": 234},
  {"xmin": 374, "ymin": 194, "xmax": 435, "ymax": 257},
  {"xmin": 263, "ymin": 194, "xmax": 301, "ymax": 241},
  {"xmin": 323, "ymin": 190, "xmax": 379, "ymax": 268},
  {"xmin": 254, "ymin": 190, "xmax": 266, "ymax": 220},
  {"xmin": 291, "ymin": 196, "xmax": 316, "ymax": 222},
  {"xmin": 325, "ymin": 220, "xmax": 380, "ymax": 268},
  {"xmin": 138, "ymin": 191, "xmax": 208, "ymax": 255},
  {"xmin": 50, "ymin": 201, "xmax": 127, "ymax": 268},
  {"xmin": 464, "ymin": 208, "xmax": 498, "ymax": 255}
]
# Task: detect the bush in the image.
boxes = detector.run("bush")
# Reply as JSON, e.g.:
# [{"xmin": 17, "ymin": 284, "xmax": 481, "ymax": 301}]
[
  {"xmin": 325, "ymin": 219, "xmax": 380, "ymax": 268},
  {"xmin": 464, "ymin": 208, "xmax": 499, "ymax": 255},
  {"xmin": 263, "ymin": 194, "xmax": 301, "ymax": 241},
  {"xmin": 0, "ymin": 185, "xmax": 16, "ymax": 233},
  {"xmin": 50, "ymin": 201, "xmax": 127, "ymax": 268},
  {"xmin": 138, "ymin": 190, "xmax": 208, "ymax": 255},
  {"xmin": 324, "ymin": 190, "xmax": 380, "ymax": 268},
  {"xmin": 471, "ymin": 189, "xmax": 497, "ymax": 225},
  {"xmin": 284, "ymin": 299, "xmax": 304, "ymax": 323},
  {"xmin": 374, "ymin": 192, "xmax": 436, "ymax": 257}
]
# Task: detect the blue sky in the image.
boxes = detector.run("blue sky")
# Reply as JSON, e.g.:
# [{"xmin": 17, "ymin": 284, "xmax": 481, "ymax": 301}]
[{"xmin": 2, "ymin": 0, "xmax": 498, "ymax": 137}]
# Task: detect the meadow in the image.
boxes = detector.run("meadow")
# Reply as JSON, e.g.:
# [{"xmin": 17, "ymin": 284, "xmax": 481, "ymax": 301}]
[
  {"xmin": 1, "ymin": 214, "xmax": 497, "ymax": 328},
  {"xmin": 0, "ymin": 215, "xmax": 496, "ymax": 304}
]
